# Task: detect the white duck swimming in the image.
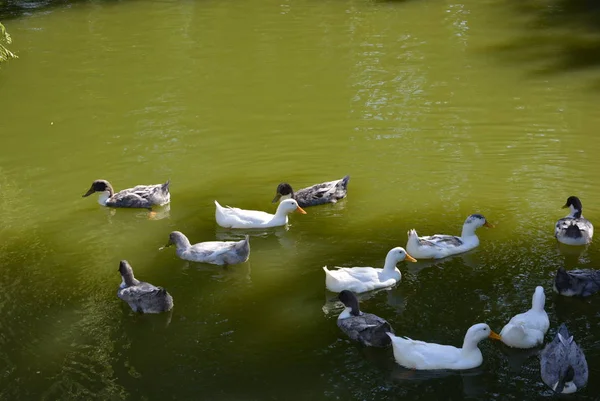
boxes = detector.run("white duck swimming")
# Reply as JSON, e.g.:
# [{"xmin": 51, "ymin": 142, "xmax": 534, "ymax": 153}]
[
  {"xmin": 406, "ymin": 214, "xmax": 494, "ymax": 259},
  {"xmin": 214, "ymin": 198, "xmax": 306, "ymax": 229},
  {"xmin": 272, "ymin": 175, "xmax": 350, "ymax": 207},
  {"xmin": 336, "ymin": 290, "xmax": 394, "ymax": 347},
  {"xmin": 323, "ymin": 247, "xmax": 416, "ymax": 294},
  {"xmin": 386, "ymin": 323, "xmax": 501, "ymax": 370},
  {"xmin": 117, "ymin": 260, "xmax": 173, "ymax": 314},
  {"xmin": 499, "ymin": 286, "xmax": 549, "ymax": 349},
  {"xmin": 83, "ymin": 179, "xmax": 170, "ymax": 209},
  {"xmin": 540, "ymin": 324, "xmax": 588, "ymax": 394},
  {"xmin": 555, "ymin": 196, "xmax": 594, "ymax": 246},
  {"xmin": 163, "ymin": 231, "xmax": 250, "ymax": 266}
]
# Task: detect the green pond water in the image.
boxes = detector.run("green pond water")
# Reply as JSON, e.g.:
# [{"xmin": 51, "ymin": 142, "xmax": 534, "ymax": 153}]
[{"xmin": 1, "ymin": 0, "xmax": 600, "ymax": 399}]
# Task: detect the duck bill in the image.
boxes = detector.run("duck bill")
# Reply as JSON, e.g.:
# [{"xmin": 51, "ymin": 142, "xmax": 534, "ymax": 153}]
[
  {"xmin": 484, "ymin": 221, "xmax": 495, "ymax": 228},
  {"xmin": 405, "ymin": 253, "xmax": 417, "ymax": 263},
  {"xmin": 272, "ymin": 194, "xmax": 282, "ymax": 203},
  {"xmin": 82, "ymin": 187, "xmax": 95, "ymax": 197},
  {"xmin": 296, "ymin": 206, "xmax": 307, "ymax": 214},
  {"xmin": 488, "ymin": 331, "xmax": 502, "ymax": 340},
  {"xmin": 562, "ymin": 204, "xmax": 569, "ymax": 209}
]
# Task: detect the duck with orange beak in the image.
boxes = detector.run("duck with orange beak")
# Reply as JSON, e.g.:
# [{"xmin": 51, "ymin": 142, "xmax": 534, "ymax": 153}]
[
  {"xmin": 406, "ymin": 214, "xmax": 494, "ymax": 259},
  {"xmin": 214, "ymin": 198, "xmax": 306, "ymax": 229}
]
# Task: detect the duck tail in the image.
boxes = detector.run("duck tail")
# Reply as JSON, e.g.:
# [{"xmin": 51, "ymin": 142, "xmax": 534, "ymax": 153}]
[
  {"xmin": 323, "ymin": 266, "xmax": 339, "ymax": 290},
  {"xmin": 339, "ymin": 175, "xmax": 350, "ymax": 190},
  {"xmin": 237, "ymin": 235, "xmax": 250, "ymax": 248},
  {"xmin": 557, "ymin": 324, "xmax": 573, "ymax": 346},
  {"xmin": 161, "ymin": 180, "xmax": 171, "ymax": 193},
  {"xmin": 406, "ymin": 229, "xmax": 420, "ymax": 248},
  {"xmin": 372, "ymin": 323, "xmax": 395, "ymax": 346},
  {"xmin": 565, "ymin": 223, "xmax": 583, "ymax": 239}
]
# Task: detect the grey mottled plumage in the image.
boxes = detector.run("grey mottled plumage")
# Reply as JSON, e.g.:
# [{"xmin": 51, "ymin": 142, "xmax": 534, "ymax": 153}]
[
  {"xmin": 540, "ymin": 324, "xmax": 588, "ymax": 394},
  {"xmin": 418, "ymin": 235, "xmax": 463, "ymax": 247},
  {"xmin": 117, "ymin": 260, "xmax": 174, "ymax": 314},
  {"xmin": 164, "ymin": 231, "xmax": 250, "ymax": 266},
  {"xmin": 83, "ymin": 179, "xmax": 171, "ymax": 209},
  {"xmin": 554, "ymin": 267, "xmax": 600, "ymax": 297},
  {"xmin": 272, "ymin": 175, "xmax": 350, "ymax": 207},
  {"xmin": 336, "ymin": 290, "xmax": 394, "ymax": 347},
  {"xmin": 555, "ymin": 196, "xmax": 593, "ymax": 245}
]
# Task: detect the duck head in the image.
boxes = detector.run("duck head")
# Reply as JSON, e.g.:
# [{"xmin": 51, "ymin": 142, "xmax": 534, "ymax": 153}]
[
  {"xmin": 272, "ymin": 183, "xmax": 294, "ymax": 203},
  {"xmin": 461, "ymin": 214, "xmax": 494, "ymax": 237},
  {"xmin": 83, "ymin": 179, "xmax": 114, "ymax": 197},
  {"xmin": 338, "ymin": 290, "xmax": 361, "ymax": 317},
  {"xmin": 163, "ymin": 231, "xmax": 190, "ymax": 249},
  {"xmin": 463, "ymin": 323, "xmax": 502, "ymax": 349},
  {"xmin": 118, "ymin": 260, "xmax": 138, "ymax": 286},
  {"xmin": 275, "ymin": 199, "xmax": 306, "ymax": 216},
  {"xmin": 554, "ymin": 365, "xmax": 575, "ymax": 393},
  {"xmin": 83, "ymin": 179, "xmax": 115, "ymax": 205},
  {"xmin": 531, "ymin": 286, "xmax": 546, "ymax": 311},
  {"xmin": 554, "ymin": 268, "xmax": 575, "ymax": 295},
  {"xmin": 387, "ymin": 247, "xmax": 417, "ymax": 263},
  {"xmin": 465, "ymin": 214, "xmax": 494, "ymax": 229},
  {"xmin": 563, "ymin": 196, "xmax": 583, "ymax": 218}
]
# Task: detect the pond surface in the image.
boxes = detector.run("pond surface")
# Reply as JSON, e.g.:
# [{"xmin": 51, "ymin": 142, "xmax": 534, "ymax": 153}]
[{"xmin": 1, "ymin": 0, "xmax": 600, "ymax": 399}]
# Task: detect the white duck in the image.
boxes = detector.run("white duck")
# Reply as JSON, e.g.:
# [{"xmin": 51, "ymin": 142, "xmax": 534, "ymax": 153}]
[
  {"xmin": 323, "ymin": 247, "xmax": 417, "ymax": 294},
  {"xmin": 499, "ymin": 286, "xmax": 549, "ymax": 349},
  {"xmin": 555, "ymin": 196, "xmax": 594, "ymax": 246},
  {"xmin": 162, "ymin": 231, "xmax": 250, "ymax": 266},
  {"xmin": 214, "ymin": 198, "xmax": 306, "ymax": 229},
  {"xmin": 406, "ymin": 214, "xmax": 494, "ymax": 259},
  {"xmin": 386, "ymin": 323, "xmax": 501, "ymax": 370}
]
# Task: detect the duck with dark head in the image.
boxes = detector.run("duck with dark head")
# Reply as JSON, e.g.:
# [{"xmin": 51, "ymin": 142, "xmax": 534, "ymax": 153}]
[
  {"xmin": 555, "ymin": 196, "xmax": 594, "ymax": 246},
  {"xmin": 271, "ymin": 175, "xmax": 350, "ymax": 208},
  {"xmin": 82, "ymin": 179, "xmax": 170, "ymax": 209},
  {"xmin": 117, "ymin": 260, "xmax": 173, "ymax": 314},
  {"xmin": 554, "ymin": 267, "xmax": 600, "ymax": 297}
]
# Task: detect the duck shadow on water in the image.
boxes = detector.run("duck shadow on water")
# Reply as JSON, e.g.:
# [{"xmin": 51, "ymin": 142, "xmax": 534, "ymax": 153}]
[
  {"xmin": 405, "ymin": 250, "xmax": 481, "ymax": 276},
  {"xmin": 119, "ymin": 303, "xmax": 174, "ymax": 330},
  {"xmin": 554, "ymin": 241, "xmax": 590, "ymax": 266},
  {"xmin": 322, "ymin": 286, "xmax": 408, "ymax": 316},
  {"xmin": 101, "ymin": 203, "xmax": 171, "ymax": 222},
  {"xmin": 214, "ymin": 225, "xmax": 297, "ymax": 249},
  {"xmin": 177, "ymin": 260, "xmax": 253, "ymax": 285},
  {"xmin": 497, "ymin": 344, "xmax": 542, "ymax": 373},
  {"xmin": 388, "ymin": 363, "xmax": 487, "ymax": 398}
]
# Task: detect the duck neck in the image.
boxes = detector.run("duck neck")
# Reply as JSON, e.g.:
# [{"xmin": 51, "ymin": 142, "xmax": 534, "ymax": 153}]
[
  {"xmin": 98, "ymin": 191, "xmax": 112, "ymax": 206},
  {"xmin": 174, "ymin": 234, "xmax": 191, "ymax": 250},
  {"xmin": 338, "ymin": 306, "xmax": 361, "ymax": 320},
  {"xmin": 121, "ymin": 273, "xmax": 139, "ymax": 287},
  {"xmin": 460, "ymin": 338, "xmax": 481, "ymax": 355},
  {"xmin": 273, "ymin": 207, "xmax": 291, "ymax": 221},
  {"xmin": 532, "ymin": 292, "xmax": 545, "ymax": 311},
  {"xmin": 461, "ymin": 223, "xmax": 478, "ymax": 238},
  {"xmin": 568, "ymin": 205, "xmax": 582, "ymax": 219},
  {"xmin": 382, "ymin": 254, "xmax": 399, "ymax": 273}
]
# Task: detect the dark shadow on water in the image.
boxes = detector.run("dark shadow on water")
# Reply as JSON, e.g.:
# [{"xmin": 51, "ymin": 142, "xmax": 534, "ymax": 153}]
[
  {"xmin": 390, "ymin": 364, "xmax": 487, "ymax": 398},
  {"xmin": 497, "ymin": 344, "xmax": 541, "ymax": 373},
  {"xmin": 495, "ymin": 0, "xmax": 600, "ymax": 85},
  {"xmin": 0, "ymin": 0, "xmax": 136, "ymax": 20}
]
